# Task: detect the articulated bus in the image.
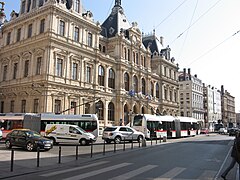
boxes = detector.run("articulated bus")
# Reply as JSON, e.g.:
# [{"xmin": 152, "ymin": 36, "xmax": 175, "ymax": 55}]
[
  {"xmin": 0, "ymin": 113, "xmax": 99, "ymax": 138},
  {"xmin": 132, "ymin": 114, "xmax": 201, "ymax": 139}
]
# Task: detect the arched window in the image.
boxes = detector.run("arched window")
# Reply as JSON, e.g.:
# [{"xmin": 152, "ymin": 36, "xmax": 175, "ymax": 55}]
[
  {"xmin": 108, "ymin": 102, "xmax": 114, "ymax": 121},
  {"xmin": 108, "ymin": 68, "xmax": 115, "ymax": 89},
  {"xmin": 151, "ymin": 82, "xmax": 154, "ymax": 96},
  {"xmin": 98, "ymin": 65, "xmax": 105, "ymax": 86},
  {"xmin": 156, "ymin": 83, "xmax": 160, "ymax": 98},
  {"xmin": 85, "ymin": 103, "xmax": 90, "ymax": 114},
  {"xmin": 133, "ymin": 76, "xmax": 138, "ymax": 93},
  {"xmin": 96, "ymin": 101, "xmax": 104, "ymax": 120},
  {"xmin": 124, "ymin": 73, "xmax": 129, "ymax": 91},
  {"xmin": 142, "ymin": 78, "xmax": 146, "ymax": 95}
]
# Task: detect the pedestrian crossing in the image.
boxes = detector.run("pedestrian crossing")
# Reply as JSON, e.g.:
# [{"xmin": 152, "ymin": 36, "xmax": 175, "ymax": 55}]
[{"xmin": 40, "ymin": 160, "xmax": 217, "ymax": 180}]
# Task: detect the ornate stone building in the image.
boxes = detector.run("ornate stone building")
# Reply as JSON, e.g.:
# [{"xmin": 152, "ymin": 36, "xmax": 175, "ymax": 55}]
[{"xmin": 0, "ymin": 0, "xmax": 179, "ymax": 128}]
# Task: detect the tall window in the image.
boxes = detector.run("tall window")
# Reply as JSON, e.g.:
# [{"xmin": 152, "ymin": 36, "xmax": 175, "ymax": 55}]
[
  {"xmin": 133, "ymin": 76, "xmax": 138, "ymax": 93},
  {"xmin": 74, "ymin": 27, "xmax": 79, "ymax": 41},
  {"xmin": 10, "ymin": 100, "xmax": 14, "ymax": 112},
  {"xmin": 72, "ymin": 63, "xmax": 78, "ymax": 80},
  {"xmin": 142, "ymin": 78, "xmax": 146, "ymax": 95},
  {"xmin": 156, "ymin": 83, "xmax": 160, "ymax": 98},
  {"xmin": 3, "ymin": 65, "xmax": 7, "ymax": 81},
  {"xmin": 0, "ymin": 101, "xmax": 4, "ymax": 113},
  {"xmin": 12, "ymin": 63, "xmax": 18, "ymax": 79},
  {"xmin": 124, "ymin": 73, "xmax": 129, "ymax": 91},
  {"xmin": 88, "ymin": 32, "xmax": 92, "ymax": 47},
  {"xmin": 108, "ymin": 68, "xmax": 115, "ymax": 89},
  {"xmin": 27, "ymin": 0, "xmax": 31, "ymax": 12},
  {"xmin": 21, "ymin": 0, "xmax": 26, "ymax": 14},
  {"xmin": 71, "ymin": 101, "xmax": 77, "ymax": 114},
  {"xmin": 21, "ymin": 100, "xmax": 26, "ymax": 113},
  {"xmin": 24, "ymin": 60, "xmax": 29, "ymax": 77},
  {"xmin": 33, "ymin": 99, "xmax": 39, "ymax": 113},
  {"xmin": 59, "ymin": 20, "xmax": 65, "ymax": 36},
  {"xmin": 39, "ymin": 0, "xmax": 44, "ymax": 7},
  {"xmin": 84, "ymin": 103, "xmax": 90, "ymax": 114},
  {"xmin": 36, "ymin": 57, "xmax": 42, "ymax": 75},
  {"xmin": 96, "ymin": 101, "xmax": 104, "ymax": 120},
  {"xmin": 7, "ymin": 32, "xmax": 11, "ymax": 45},
  {"xmin": 108, "ymin": 102, "xmax": 114, "ymax": 121},
  {"xmin": 54, "ymin": 100, "xmax": 61, "ymax": 114},
  {"xmin": 16, "ymin": 28, "xmax": 21, "ymax": 42},
  {"xmin": 28, "ymin": 24, "xmax": 32, "ymax": 38},
  {"xmin": 32, "ymin": 0, "xmax": 36, "ymax": 9},
  {"xmin": 164, "ymin": 89, "xmax": 168, "ymax": 100},
  {"xmin": 56, "ymin": 58, "xmax": 63, "ymax": 77},
  {"xmin": 98, "ymin": 65, "xmax": 104, "ymax": 86},
  {"xmin": 151, "ymin": 82, "xmax": 154, "ymax": 96},
  {"xmin": 75, "ymin": 0, "xmax": 80, "ymax": 13},
  {"xmin": 40, "ymin": 19, "xmax": 45, "ymax": 34},
  {"xmin": 86, "ymin": 66, "xmax": 91, "ymax": 83}
]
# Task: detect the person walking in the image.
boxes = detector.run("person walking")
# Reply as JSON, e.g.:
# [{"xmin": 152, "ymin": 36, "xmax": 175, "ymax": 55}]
[{"xmin": 221, "ymin": 131, "xmax": 240, "ymax": 179}]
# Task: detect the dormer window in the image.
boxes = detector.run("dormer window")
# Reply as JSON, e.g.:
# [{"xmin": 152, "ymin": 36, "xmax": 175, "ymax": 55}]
[{"xmin": 109, "ymin": 27, "xmax": 115, "ymax": 35}]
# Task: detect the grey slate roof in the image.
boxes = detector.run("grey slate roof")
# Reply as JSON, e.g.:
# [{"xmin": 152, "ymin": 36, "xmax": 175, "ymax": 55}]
[
  {"xmin": 142, "ymin": 34, "xmax": 162, "ymax": 54},
  {"xmin": 100, "ymin": 1, "xmax": 131, "ymax": 38}
]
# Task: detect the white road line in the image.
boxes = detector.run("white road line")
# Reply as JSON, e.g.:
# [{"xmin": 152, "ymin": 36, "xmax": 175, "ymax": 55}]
[
  {"xmin": 154, "ymin": 167, "xmax": 185, "ymax": 179},
  {"xmin": 109, "ymin": 165, "xmax": 158, "ymax": 180},
  {"xmin": 63, "ymin": 163, "xmax": 132, "ymax": 180},
  {"xmin": 41, "ymin": 161, "xmax": 108, "ymax": 177}
]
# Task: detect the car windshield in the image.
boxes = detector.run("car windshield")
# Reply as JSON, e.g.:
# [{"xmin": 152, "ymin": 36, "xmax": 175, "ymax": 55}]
[
  {"xmin": 26, "ymin": 131, "xmax": 41, "ymax": 138},
  {"xmin": 76, "ymin": 126, "xmax": 87, "ymax": 133}
]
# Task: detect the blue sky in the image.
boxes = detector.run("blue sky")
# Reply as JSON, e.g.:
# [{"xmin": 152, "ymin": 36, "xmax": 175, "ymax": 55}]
[{"xmin": 3, "ymin": 0, "xmax": 240, "ymax": 112}]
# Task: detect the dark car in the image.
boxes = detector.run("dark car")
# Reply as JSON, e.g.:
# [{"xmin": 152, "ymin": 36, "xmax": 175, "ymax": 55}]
[
  {"xmin": 228, "ymin": 128, "xmax": 239, "ymax": 136},
  {"xmin": 5, "ymin": 129, "xmax": 53, "ymax": 151}
]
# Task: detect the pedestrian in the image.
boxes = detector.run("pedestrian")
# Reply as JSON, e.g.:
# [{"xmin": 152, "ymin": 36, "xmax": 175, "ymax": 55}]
[{"xmin": 221, "ymin": 131, "xmax": 240, "ymax": 179}]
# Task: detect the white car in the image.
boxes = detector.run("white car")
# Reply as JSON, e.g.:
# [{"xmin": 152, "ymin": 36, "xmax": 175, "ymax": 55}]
[
  {"xmin": 102, "ymin": 126, "xmax": 145, "ymax": 144},
  {"xmin": 219, "ymin": 128, "xmax": 228, "ymax": 134}
]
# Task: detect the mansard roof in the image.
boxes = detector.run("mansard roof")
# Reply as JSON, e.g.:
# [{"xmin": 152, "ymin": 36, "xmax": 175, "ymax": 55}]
[
  {"xmin": 142, "ymin": 33, "xmax": 163, "ymax": 54},
  {"xmin": 100, "ymin": 0, "xmax": 131, "ymax": 38}
]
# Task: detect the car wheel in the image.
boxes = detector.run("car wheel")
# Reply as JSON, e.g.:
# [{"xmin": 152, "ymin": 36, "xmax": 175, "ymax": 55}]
[
  {"xmin": 80, "ymin": 139, "xmax": 88, "ymax": 146},
  {"xmin": 26, "ymin": 142, "xmax": 35, "ymax": 151},
  {"xmin": 5, "ymin": 140, "xmax": 12, "ymax": 149},
  {"xmin": 137, "ymin": 135, "xmax": 143, "ymax": 143},
  {"xmin": 114, "ymin": 136, "xmax": 121, "ymax": 144}
]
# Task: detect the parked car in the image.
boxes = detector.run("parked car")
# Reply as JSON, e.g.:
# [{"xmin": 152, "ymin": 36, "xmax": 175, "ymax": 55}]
[
  {"xmin": 0, "ymin": 128, "xmax": 2, "ymax": 140},
  {"xmin": 219, "ymin": 128, "xmax": 228, "ymax": 134},
  {"xmin": 200, "ymin": 128, "xmax": 209, "ymax": 134},
  {"xmin": 228, "ymin": 128, "xmax": 239, "ymax": 136},
  {"xmin": 5, "ymin": 129, "xmax": 53, "ymax": 151},
  {"xmin": 102, "ymin": 126, "xmax": 145, "ymax": 144}
]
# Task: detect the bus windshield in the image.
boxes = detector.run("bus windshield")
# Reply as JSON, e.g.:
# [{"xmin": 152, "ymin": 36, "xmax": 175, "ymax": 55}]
[{"xmin": 133, "ymin": 115, "xmax": 143, "ymax": 126}]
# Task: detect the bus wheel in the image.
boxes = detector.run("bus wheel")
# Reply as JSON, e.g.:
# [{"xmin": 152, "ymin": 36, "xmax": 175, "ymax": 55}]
[
  {"xmin": 114, "ymin": 136, "xmax": 121, "ymax": 144},
  {"xmin": 80, "ymin": 139, "xmax": 87, "ymax": 146},
  {"xmin": 5, "ymin": 140, "xmax": 12, "ymax": 149},
  {"xmin": 137, "ymin": 135, "xmax": 143, "ymax": 143}
]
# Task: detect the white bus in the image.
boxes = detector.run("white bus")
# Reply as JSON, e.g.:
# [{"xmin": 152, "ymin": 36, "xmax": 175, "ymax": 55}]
[
  {"xmin": 0, "ymin": 113, "xmax": 99, "ymax": 138},
  {"xmin": 132, "ymin": 114, "xmax": 200, "ymax": 139}
]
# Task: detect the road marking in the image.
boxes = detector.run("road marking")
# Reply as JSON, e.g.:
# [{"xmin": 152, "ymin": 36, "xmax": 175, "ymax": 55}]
[
  {"xmin": 41, "ymin": 161, "xmax": 108, "ymax": 177},
  {"xmin": 109, "ymin": 165, "xmax": 158, "ymax": 180},
  {"xmin": 63, "ymin": 163, "xmax": 132, "ymax": 180},
  {"xmin": 154, "ymin": 167, "xmax": 185, "ymax": 179}
]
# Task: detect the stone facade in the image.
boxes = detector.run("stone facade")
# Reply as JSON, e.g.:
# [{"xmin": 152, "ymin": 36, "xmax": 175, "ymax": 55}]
[{"xmin": 0, "ymin": 0, "xmax": 179, "ymax": 128}]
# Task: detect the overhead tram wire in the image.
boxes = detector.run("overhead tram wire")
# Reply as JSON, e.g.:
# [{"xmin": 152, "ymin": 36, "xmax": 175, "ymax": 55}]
[
  {"xmin": 177, "ymin": 0, "xmax": 199, "ymax": 61},
  {"xmin": 170, "ymin": 0, "xmax": 223, "ymax": 45},
  {"xmin": 155, "ymin": 0, "xmax": 188, "ymax": 29},
  {"xmin": 187, "ymin": 30, "xmax": 240, "ymax": 66}
]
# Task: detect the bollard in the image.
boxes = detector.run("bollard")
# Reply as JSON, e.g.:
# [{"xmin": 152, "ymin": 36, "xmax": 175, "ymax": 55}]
[
  {"xmin": 123, "ymin": 138, "xmax": 125, "ymax": 151},
  {"xmin": 58, "ymin": 146, "xmax": 61, "ymax": 164},
  {"xmin": 156, "ymin": 137, "xmax": 158, "ymax": 144},
  {"xmin": 163, "ymin": 136, "xmax": 167, "ymax": 142},
  {"xmin": 142, "ymin": 138, "xmax": 147, "ymax": 147},
  {"xmin": 159, "ymin": 135, "xmax": 161, "ymax": 143},
  {"xmin": 114, "ymin": 141, "xmax": 116, "ymax": 153},
  {"xmin": 10, "ymin": 149, "xmax": 14, "ymax": 172},
  {"xmin": 151, "ymin": 138, "xmax": 152, "ymax": 146},
  {"xmin": 131, "ymin": 137, "xmax": 133, "ymax": 149},
  {"xmin": 76, "ymin": 145, "xmax": 78, "ymax": 160},
  {"xmin": 90, "ymin": 143, "xmax": 93, "ymax": 158},
  {"xmin": 103, "ymin": 140, "xmax": 105, "ymax": 155},
  {"xmin": 37, "ymin": 147, "xmax": 40, "ymax": 167}
]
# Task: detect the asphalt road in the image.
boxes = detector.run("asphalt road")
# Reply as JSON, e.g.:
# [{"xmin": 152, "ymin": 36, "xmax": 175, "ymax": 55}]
[{"xmin": 0, "ymin": 134, "xmax": 237, "ymax": 180}]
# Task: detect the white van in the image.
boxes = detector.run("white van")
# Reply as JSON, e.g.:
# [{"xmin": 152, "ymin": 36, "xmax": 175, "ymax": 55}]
[{"xmin": 45, "ymin": 124, "xmax": 96, "ymax": 145}]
